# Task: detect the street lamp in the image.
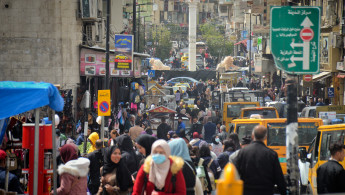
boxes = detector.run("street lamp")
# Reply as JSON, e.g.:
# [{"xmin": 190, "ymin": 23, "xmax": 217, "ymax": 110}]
[{"xmin": 244, "ymin": 11, "xmax": 261, "ymax": 81}]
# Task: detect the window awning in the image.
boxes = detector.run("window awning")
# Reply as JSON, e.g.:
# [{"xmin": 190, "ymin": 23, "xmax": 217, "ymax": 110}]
[
  {"xmin": 337, "ymin": 72, "xmax": 345, "ymax": 78},
  {"xmin": 313, "ymin": 72, "xmax": 331, "ymax": 81}
]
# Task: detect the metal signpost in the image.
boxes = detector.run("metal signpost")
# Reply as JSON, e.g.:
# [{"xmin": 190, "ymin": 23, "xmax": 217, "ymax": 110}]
[{"xmin": 270, "ymin": 6, "xmax": 320, "ymax": 194}]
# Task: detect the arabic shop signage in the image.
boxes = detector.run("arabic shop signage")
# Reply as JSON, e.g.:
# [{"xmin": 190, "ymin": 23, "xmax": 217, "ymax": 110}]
[
  {"xmin": 270, "ymin": 6, "xmax": 320, "ymax": 74},
  {"xmin": 114, "ymin": 34, "xmax": 133, "ymax": 71}
]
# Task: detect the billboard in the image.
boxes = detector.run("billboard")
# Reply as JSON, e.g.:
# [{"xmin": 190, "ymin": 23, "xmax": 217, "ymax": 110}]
[{"xmin": 114, "ymin": 34, "xmax": 133, "ymax": 71}]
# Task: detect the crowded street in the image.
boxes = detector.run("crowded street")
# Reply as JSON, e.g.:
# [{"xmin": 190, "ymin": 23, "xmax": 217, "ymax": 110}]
[{"xmin": 1, "ymin": 0, "xmax": 345, "ymax": 195}]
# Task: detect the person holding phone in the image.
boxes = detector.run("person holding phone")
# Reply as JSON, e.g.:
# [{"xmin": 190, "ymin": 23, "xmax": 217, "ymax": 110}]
[{"xmin": 97, "ymin": 145, "xmax": 133, "ymax": 195}]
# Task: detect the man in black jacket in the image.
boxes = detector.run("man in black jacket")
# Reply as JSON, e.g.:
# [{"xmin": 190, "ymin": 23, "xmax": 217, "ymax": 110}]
[
  {"xmin": 87, "ymin": 139, "xmax": 104, "ymax": 194},
  {"xmin": 157, "ymin": 118, "xmax": 172, "ymax": 140},
  {"xmin": 317, "ymin": 143, "xmax": 345, "ymax": 194},
  {"xmin": 234, "ymin": 125, "xmax": 286, "ymax": 195}
]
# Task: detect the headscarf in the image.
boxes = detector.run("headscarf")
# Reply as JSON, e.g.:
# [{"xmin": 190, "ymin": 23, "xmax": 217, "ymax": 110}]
[
  {"xmin": 88, "ymin": 132, "xmax": 99, "ymax": 153},
  {"xmin": 199, "ymin": 140, "xmax": 208, "ymax": 148},
  {"xmin": 149, "ymin": 139, "xmax": 171, "ymax": 190},
  {"xmin": 168, "ymin": 138, "xmax": 191, "ymax": 161},
  {"xmin": 136, "ymin": 134, "xmax": 157, "ymax": 157},
  {"xmin": 179, "ymin": 129, "xmax": 187, "ymax": 138},
  {"xmin": 193, "ymin": 132, "xmax": 200, "ymax": 139},
  {"xmin": 102, "ymin": 146, "xmax": 133, "ymax": 191},
  {"xmin": 60, "ymin": 144, "xmax": 78, "ymax": 163},
  {"xmin": 212, "ymin": 135, "xmax": 219, "ymax": 145},
  {"xmin": 115, "ymin": 134, "xmax": 134, "ymax": 153},
  {"xmin": 168, "ymin": 130, "xmax": 174, "ymax": 138}
]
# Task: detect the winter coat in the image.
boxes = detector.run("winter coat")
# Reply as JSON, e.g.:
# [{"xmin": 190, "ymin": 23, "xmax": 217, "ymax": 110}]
[
  {"xmin": 234, "ymin": 141, "xmax": 286, "ymax": 195},
  {"xmin": 97, "ymin": 167, "xmax": 131, "ymax": 195},
  {"xmin": 317, "ymin": 160, "xmax": 345, "ymax": 194},
  {"xmin": 182, "ymin": 160, "xmax": 196, "ymax": 195},
  {"xmin": 217, "ymin": 151, "xmax": 234, "ymax": 170},
  {"xmin": 57, "ymin": 157, "xmax": 90, "ymax": 195},
  {"xmin": 204, "ymin": 122, "xmax": 216, "ymax": 143},
  {"xmin": 87, "ymin": 149, "xmax": 104, "ymax": 194},
  {"xmin": 0, "ymin": 167, "xmax": 23, "ymax": 194},
  {"xmin": 132, "ymin": 156, "xmax": 186, "ymax": 195},
  {"xmin": 202, "ymin": 156, "xmax": 222, "ymax": 180}
]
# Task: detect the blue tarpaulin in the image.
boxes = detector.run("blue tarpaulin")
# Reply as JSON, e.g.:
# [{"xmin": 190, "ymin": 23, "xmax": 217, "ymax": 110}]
[{"xmin": 0, "ymin": 81, "xmax": 64, "ymax": 120}]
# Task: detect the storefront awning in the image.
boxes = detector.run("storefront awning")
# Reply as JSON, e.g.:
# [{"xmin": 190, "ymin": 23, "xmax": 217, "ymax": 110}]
[
  {"xmin": 313, "ymin": 72, "xmax": 331, "ymax": 81},
  {"xmin": 337, "ymin": 72, "xmax": 345, "ymax": 78}
]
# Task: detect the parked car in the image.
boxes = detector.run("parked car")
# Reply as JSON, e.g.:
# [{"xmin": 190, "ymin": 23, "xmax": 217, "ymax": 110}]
[{"xmin": 167, "ymin": 77, "xmax": 199, "ymax": 86}]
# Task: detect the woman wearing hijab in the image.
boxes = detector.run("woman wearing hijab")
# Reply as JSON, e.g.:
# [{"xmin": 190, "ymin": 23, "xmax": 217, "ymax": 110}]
[
  {"xmin": 217, "ymin": 140, "xmax": 236, "ymax": 170},
  {"xmin": 115, "ymin": 134, "xmax": 139, "ymax": 175},
  {"xmin": 55, "ymin": 144, "xmax": 90, "ymax": 195},
  {"xmin": 169, "ymin": 138, "xmax": 202, "ymax": 195},
  {"xmin": 97, "ymin": 146, "xmax": 133, "ymax": 195},
  {"xmin": 229, "ymin": 133, "xmax": 241, "ymax": 151},
  {"xmin": 199, "ymin": 145, "xmax": 222, "ymax": 193},
  {"xmin": 88, "ymin": 132, "xmax": 100, "ymax": 154},
  {"xmin": 136, "ymin": 134, "xmax": 157, "ymax": 158},
  {"xmin": 132, "ymin": 139, "xmax": 186, "ymax": 195},
  {"xmin": 211, "ymin": 135, "xmax": 223, "ymax": 157},
  {"xmin": 167, "ymin": 130, "xmax": 175, "ymax": 140}
]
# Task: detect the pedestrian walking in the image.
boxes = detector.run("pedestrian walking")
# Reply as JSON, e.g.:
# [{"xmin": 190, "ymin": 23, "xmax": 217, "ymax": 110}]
[
  {"xmin": 317, "ymin": 143, "xmax": 345, "ymax": 194},
  {"xmin": 87, "ymin": 140, "xmax": 104, "ymax": 194},
  {"xmin": 129, "ymin": 120, "xmax": 144, "ymax": 141},
  {"xmin": 211, "ymin": 135, "xmax": 223, "ymax": 157},
  {"xmin": 132, "ymin": 139, "xmax": 186, "ymax": 195},
  {"xmin": 217, "ymin": 140, "xmax": 236, "ymax": 170},
  {"xmin": 136, "ymin": 134, "xmax": 157, "ymax": 158},
  {"xmin": 97, "ymin": 145, "xmax": 133, "ymax": 195},
  {"xmin": 233, "ymin": 125, "xmax": 286, "ymax": 195},
  {"xmin": 0, "ymin": 150, "xmax": 23, "ymax": 194},
  {"xmin": 55, "ymin": 144, "xmax": 90, "ymax": 195},
  {"xmin": 204, "ymin": 117, "xmax": 216, "ymax": 143},
  {"xmin": 115, "ymin": 134, "xmax": 139, "ymax": 175},
  {"xmin": 156, "ymin": 118, "xmax": 172, "ymax": 141},
  {"xmin": 169, "ymin": 138, "xmax": 200, "ymax": 195},
  {"xmin": 229, "ymin": 135, "xmax": 251, "ymax": 163},
  {"xmin": 88, "ymin": 132, "xmax": 100, "ymax": 154}
]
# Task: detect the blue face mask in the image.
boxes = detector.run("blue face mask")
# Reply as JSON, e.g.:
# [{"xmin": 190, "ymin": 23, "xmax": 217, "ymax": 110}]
[
  {"xmin": 152, "ymin": 154, "xmax": 166, "ymax": 164},
  {"xmin": 215, "ymin": 138, "xmax": 220, "ymax": 143}
]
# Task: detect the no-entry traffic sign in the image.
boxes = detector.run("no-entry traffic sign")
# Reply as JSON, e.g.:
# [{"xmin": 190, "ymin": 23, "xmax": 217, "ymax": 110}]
[
  {"xmin": 303, "ymin": 75, "xmax": 312, "ymax": 82},
  {"xmin": 270, "ymin": 6, "xmax": 320, "ymax": 74},
  {"xmin": 98, "ymin": 90, "xmax": 111, "ymax": 116},
  {"xmin": 300, "ymin": 28, "xmax": 314, "ymax": 41}
]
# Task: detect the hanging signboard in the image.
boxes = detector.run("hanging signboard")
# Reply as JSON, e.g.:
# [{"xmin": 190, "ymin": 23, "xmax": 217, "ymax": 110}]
[
  {"xmin": 98, "ymin": 90, "xmax": 111, "ymax": 116},
  {"xmin": 114, "ymin": 34, "xmax": 133, "ymax": 71}
]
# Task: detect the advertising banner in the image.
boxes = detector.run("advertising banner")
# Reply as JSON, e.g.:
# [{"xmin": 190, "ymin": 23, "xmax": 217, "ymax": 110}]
[{"xmin": 114, "ymin": 34, "xmax": 133, "ymax": 71}]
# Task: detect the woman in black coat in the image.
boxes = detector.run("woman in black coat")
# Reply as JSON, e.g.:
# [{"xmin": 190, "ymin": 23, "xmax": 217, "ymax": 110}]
[{"xmin": 115, "ymin": 134, "xmax": 139, "ymax": 175}]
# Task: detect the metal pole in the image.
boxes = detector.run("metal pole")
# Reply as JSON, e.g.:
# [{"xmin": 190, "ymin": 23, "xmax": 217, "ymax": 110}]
[
  {"xmin": 33, "ymin": 108, "xmax": 40, "ymax": 195},
  {"xmin": 101, "ymin": 116, "xmax": 105, "ymax": 143},
  {"xmin": 286, "ymin": 76, "xmax": 300, "ymax": 194},
  {"xmin": 84, "ymin": 90, "xmax": 90, "ymax": 155},
  {"xmin": 105, "ymin": 0, "xmax": 110, "ymax": 90},
  {"xmin": 138, "ymin": 5, "xmax": 140, "ymax": 52},
  {"xmin": 249, "ymin": 13, "xmax": 252, "ymax": 81},
  {"xmin": 52, "ymin": 110, "xmax": 57, "ymax": 195},
  {"xmin": 133, "ymin": 0, "xmax": 137, "ymax": 52}
]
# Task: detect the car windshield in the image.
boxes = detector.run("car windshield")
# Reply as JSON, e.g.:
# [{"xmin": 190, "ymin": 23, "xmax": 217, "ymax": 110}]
[
  {"xmin": 227, "ymin": 104, "xmax": 258, "ymax": 118},
  {"xmin": 236, "ymin": 123, "xmax": 260, "ymax": 140},
  {"xmin": 267, "ymin": 122, "xmax": 319, "ymax": 146},
  {"xmin": 242, "ymin": 109, "xmax": 277, "ymax": 118}
]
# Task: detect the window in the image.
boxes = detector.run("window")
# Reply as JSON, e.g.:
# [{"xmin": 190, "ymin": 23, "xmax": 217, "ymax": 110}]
[
  {"xmin": 267, "ymin": 123, "xmax": 286, "ymax": 146},
  {"xmin": 298, "ymin": 122, "xmax": 319, "ymax": 145},
  {"xmin": 237, "ymin": 123, "xmax": 259, "ymax": 140},
  {"xmin": 227, "ymin": 104, "xmax": 258, "ymax": 118},
  {"xmin": 308, "ymin": 109, "xmax": 316, "ymax": 118},
  {"xmin": 242, "ymin": 109, "xmax": 277, "ymax": 119},
  {"xmin": 320, "ymin": 130, "xmax": 345, "ymax": 160}
]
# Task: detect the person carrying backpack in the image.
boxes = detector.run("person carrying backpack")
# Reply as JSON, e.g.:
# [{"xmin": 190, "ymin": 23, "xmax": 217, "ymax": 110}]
[
  {"xmin": 217, "ymin": 140, "xmax": 236, "ymax": 170},
  {"xmin": 132, "ymin": 139, "xmax": 186, "ymax": 195},
  {"xmin": 199, "ymin": 145, "xmax": 221, "ymax": 194}
]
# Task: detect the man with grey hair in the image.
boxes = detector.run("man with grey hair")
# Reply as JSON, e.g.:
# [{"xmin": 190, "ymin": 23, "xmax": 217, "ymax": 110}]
[
  {"xmin": 233, "ymin": 125, "xmax": 286, "ymax": 195},
  {"xmin": 218, "ymin": 125, "xmax": 227, "ymax": 141}
]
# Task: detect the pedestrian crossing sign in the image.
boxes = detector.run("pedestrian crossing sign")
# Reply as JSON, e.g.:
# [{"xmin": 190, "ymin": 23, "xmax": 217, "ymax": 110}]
[{"xmin": 148, "ymin": 70, "xmax": 155, "ymax": 78}]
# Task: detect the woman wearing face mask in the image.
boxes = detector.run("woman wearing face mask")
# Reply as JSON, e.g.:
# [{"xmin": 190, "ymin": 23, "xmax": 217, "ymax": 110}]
[
  {"xmin": 211, "ymin": 135, "xmax": 223, "ymax": 157},
  {"xmin": 54, "ymin": 144, "xmax": 90, "ymax": 195},
  {"xmin": 132, "ymin": 139, "xmax": 186, "ymax": 195},
  {"xmin": 97, "ymin": 145, "xmax": 133, "ymax": 195}
]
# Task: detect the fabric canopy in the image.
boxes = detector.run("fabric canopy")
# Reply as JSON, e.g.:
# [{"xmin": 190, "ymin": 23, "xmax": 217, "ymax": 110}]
[{"xmin": 0, "ymin": 81, "xmax": 64, "ymax": 120}]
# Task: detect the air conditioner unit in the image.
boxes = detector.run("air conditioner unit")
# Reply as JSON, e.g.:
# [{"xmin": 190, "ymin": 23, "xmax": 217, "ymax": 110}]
[{"xmin": 80, "ymin": 0, "xmax": 98, "ymax": 20}]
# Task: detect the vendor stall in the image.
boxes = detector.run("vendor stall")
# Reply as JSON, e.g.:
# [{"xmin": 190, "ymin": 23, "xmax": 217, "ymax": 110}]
[
  {"xmin": 0, "ymin": 81, "xmax": 64, "ymax": 195},
  {"xmin": 148, "ymin": 106, "xmax": 176, "ymax": 135}
]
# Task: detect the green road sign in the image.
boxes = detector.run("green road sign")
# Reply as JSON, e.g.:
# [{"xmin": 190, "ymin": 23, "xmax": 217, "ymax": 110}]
[{"xmin": 270, "ymin": 6, "xmax": 320, "ymax": 74}]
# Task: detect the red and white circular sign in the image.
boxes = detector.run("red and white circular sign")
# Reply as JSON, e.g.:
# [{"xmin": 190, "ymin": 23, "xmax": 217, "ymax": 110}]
[
  {"xmin": 300, "ymin": 28, "xmax": 314, "ymax": 41},
  {"xmin": 304, "ymin": 75, "xmax": 312, "ymax": 82}
]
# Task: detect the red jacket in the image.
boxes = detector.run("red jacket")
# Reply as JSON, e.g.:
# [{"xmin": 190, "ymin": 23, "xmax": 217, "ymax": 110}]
[{"xmin": 132, "ymin": 156, "xmax": 186, "ymax": 195}]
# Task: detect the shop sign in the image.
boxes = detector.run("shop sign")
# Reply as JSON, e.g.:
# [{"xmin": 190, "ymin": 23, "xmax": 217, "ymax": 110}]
[
  {"xmin": 328, "ymin": 88, "xmax": 334, "ymax": 98},
  {"xmin": 80, "ymin": 48, "xmax": 134, "ymax": 77},
  {"xmin": 114, "ymin": 34, "xmax": 133, "ymax": 71}
]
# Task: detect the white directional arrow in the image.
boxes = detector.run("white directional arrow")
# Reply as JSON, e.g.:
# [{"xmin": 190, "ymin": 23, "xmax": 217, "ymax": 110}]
[
  {"xmin": 301, "ymin": 16, "xmax": 313, "ymax": 28},
  {"xmin": 290, "ymin": 41, "xmax": 304, "ymax": 49}
]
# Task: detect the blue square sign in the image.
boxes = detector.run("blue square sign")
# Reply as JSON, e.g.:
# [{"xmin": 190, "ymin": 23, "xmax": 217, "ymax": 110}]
[
  {"xmin": 148, "ymin": 70, "xmax": 155, "ymax": 78},
  {"xmin": 328, "ymin": 88, "xmax": 334, "ymax": 98}
]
